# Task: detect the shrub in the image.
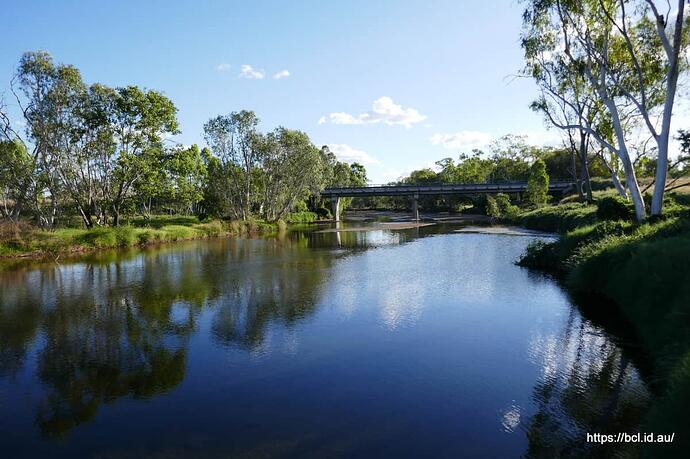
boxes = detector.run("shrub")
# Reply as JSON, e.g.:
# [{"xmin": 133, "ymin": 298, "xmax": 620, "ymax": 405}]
[
  {"xmin": 161, "ymin": 225, "xmax": 198, "ymax": 240},
  {"xmin": 485, "ymin": 195, "xmax": 500, "ymax": 218},
  {"xmin": 195, "ymin": 220, "xmax": 225, "ymax": 237},
  {"xmin": 0, "ymin": 220, "xmax": 37, "ymax": 248},
  {"xmin": 75, "ymin": 227, "xmax": 118, "ymax": 248},
  {"xmin": 294, "ymin": 200, "xmax": 309, "ymax": 212},
  {"xmin": 495, "ymin": 193, "xmax": 519, "ymax": 219},
  {"xmin": 596, "ymin": 195, "xmax": 635, "ymax": 221},
  {"xmin": 486, "ymin": 194, "xmax": 520, "ymax": 219},
  {"xmin": 285, "ymin": 211, "xmax": 317, "ymax": 223},
  {"xmin": 315, "ymin": 206, "xmax": 332, "ymax": 220},
  {"xmin": 114, "ymin": 227, "xmax": 137, "ymax": 246},
  {"xmin": 514, "ymin": 202, "xmax": 598, "ymax": 233}
]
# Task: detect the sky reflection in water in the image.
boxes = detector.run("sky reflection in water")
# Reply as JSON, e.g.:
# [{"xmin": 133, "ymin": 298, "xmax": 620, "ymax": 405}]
[{"xmin": 0, "ymin": 224, "xmax": 650, "ymax": 458}]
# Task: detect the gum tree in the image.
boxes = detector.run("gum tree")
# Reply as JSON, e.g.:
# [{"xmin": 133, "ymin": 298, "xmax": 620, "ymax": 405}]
[
  {"xmin": 203, "ymin": 111, "xmax": 261, "ymax": 220},
  {"xmin": 522, "ymin": 0, "xmax": 688, "ymax": 221}
]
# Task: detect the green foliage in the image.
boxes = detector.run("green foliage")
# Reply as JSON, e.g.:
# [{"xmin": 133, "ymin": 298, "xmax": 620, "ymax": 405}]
[
  {"xmin": 284, "ymin": 211, "xmax": 317, "ymax": 223},
  {"xmin": 514, "ymin": 202, "xmax": 598, "ymax": 233},
  {"xmin": 526, "ymin": 159, "xmax": 549, "ymax": 207},
  {"xmin": 0, "ymin": 140, "xmax": 34, "ymax": 220},
  {"xmin": 0, "ymin": 216, "xmax": 239, "ymax": 257},
  {"xmin": 485, "ymin": 195, "xmax": 501, "ymax": 218},
  {"xmin": 485, "ymin": 193, "xmax": 520, "ymax": 219},
  {"xmin": 596, "ymin": 195, "xmax": 635, "ymax": 221},
  {"xmin": 258, "ymin": 128, "xmax": 329, "ymax": 221}
]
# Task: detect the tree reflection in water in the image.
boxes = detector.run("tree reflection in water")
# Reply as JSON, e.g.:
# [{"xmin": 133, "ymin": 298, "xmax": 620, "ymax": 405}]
[
  {"xmin": 0, "ymin": 229, "xmax": 653, "ymax": 456},
  {"xmin": 0, "ymin": 237, "xmax": 334, "ymax": 437},
  {"xmin": 525, "ymin": 308, "xmax": 651, "ymax": 458}
]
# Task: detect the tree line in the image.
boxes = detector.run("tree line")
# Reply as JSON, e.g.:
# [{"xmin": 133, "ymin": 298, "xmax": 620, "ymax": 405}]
[
  {"xmin": 355, "ymin": 134, "xmax": 654, "ymax": 212},
  {"xmin": 0, "ymin": 51, "xmax": 365, "ymax": 228}
]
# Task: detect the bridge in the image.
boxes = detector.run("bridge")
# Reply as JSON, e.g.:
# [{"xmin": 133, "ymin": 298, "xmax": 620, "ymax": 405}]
[{"xmin": 321, "ymin": 181, "xmax": 574, "ymax": 222}]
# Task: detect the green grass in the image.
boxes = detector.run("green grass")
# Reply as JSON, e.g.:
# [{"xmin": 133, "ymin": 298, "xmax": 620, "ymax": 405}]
[
  {"xmin": 515, "ymin": 200, "xmax": 690, "ymax": 457},
  {"xmin": 0, "ymin": 215, "xmax": 282, "ymax": 259},
  {"xmin": 513, "ymin": 202, "xmax": 598, "ymax": 233}
]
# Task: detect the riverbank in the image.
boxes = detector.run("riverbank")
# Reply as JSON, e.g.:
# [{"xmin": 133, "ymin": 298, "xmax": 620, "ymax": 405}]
[
  {"xmin": 0, "ymin": 216, "xmax": 283, "ymax": 260},
  {"xmin": 511, "ymin": 195, "xmax": 690, "ymax": 456}
]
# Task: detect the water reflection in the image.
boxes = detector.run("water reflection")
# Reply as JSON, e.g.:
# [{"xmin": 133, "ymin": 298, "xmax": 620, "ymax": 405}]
[
  {"xmin": 525, "ymin": 308, "xmax": 650, "ymax": 457},
  {"xmin": 0, "ymin": 224, "xmax": 653, "ymax": 457},
  {"xmin": 0, "ymin": 237, "xmax": 335, "ymax": 438}
]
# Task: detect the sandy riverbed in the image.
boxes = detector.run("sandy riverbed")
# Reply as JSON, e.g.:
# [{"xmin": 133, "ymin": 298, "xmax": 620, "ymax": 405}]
[{"xmin": 454, "ymin": 226, "xmax": 556, "ymax": 237}]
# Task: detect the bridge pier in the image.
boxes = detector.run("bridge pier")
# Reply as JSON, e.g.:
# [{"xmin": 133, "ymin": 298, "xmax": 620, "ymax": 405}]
[
  {"xmin": 332, "ymin": 197, "xmax": 341, "ymax": 223},
  {"xmin": 411, "ymin": 193, "xmax": 419, "ymax": 221}
]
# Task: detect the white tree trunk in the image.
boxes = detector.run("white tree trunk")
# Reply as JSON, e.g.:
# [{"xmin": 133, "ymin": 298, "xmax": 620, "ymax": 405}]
[
  {"xmin": 651, "ymin": 0, "xmax": 685, "ymax": 216},
  {"xmin": 611, "ymin": 172, "xmax": 627, "ymax": 199},
  {"xmin": 651, "ymin": 130, "xmax": 670, "ymax": 216},
  {"xmin": 621, "ymin": 153, "xmax": 646, "ymax": 222}
]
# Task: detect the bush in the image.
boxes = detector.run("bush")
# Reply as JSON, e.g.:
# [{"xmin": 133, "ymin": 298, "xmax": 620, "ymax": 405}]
[
  {"xmin": 114, "ymin": 227, "xmax": 137, "ymax": 246},
  {"xmin": 514, "ymin": 202, "xmax": 598, "ymax": 233},
  {"xmin": 75, "ymin": 227, "xmax": 118, "ymax": 248},
  {"xmin": 596, "ymin": 195, "xmax": 635, "ymax": 221},
  {"xmin": 485, "ymin": 195, "xmax": 500, "ymax": 218},
  {"xmin": 285, "ymin": 211, "xmax": 317, "ymax": 223},
  {"xmin": 485, "ymin": 193, "xmax": 519, "ymax": 219},
  {"xmin": 0, "ymin": 220, "xmax": 37, "ymax": 248},
  {"xmin": 196, "ymin": 220, "xmax": 225, "ymax": 237},
  {"xmin": 315, "ymin": 206, "xmax": 332, "ymax": 220}
]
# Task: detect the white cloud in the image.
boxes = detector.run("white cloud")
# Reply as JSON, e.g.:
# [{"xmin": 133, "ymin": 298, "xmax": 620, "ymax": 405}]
[
  {"xmin": 430, "ymin": 131, "xmax": 493, "ymax": 150},
  {"xmin": 328, "ymin": 144, "xmax": 381, "ymax": 166},
  {"xmin": 329, "ymin": 112, "xmax": 363, "ymax": 125},
  {"xmin": 317, "ymin": 116, "xmax": 327, "ymax": 125},
  {"xmin": 321, "ymin": 96, "xmax": 426, "ymax": 128},
  {"xmin": 215, "ymin": 63, "xmax": 232, "ymax": 71},
  {"xmin": 239, "ymin": 64, "xmax": 265, "ymax": 79},
  {"xmin": 273, "ymin": 70, "xmax": 290, "ymax": 79}
]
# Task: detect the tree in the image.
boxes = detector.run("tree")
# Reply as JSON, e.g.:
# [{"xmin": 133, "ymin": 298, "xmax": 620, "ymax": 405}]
[
  {"xmin": 526, "ymin": 159, "xmax": 550, "ymax": 207},
  {"xmin": 8, "ymin": 51, "xmax": 82, "ymax": 227},
  {"xmin": 166, "ymin": 145, "xmax": 207, "ymax": 214},
  {"xmin": 522, "ymin": 0, "xmax": 688, "ymax": 221},
  {"xmin": 0, "ymin": 140, "xmax": 34, "ymax": 221},
  {"xmin": 1, "ymin": 51, "xmax": 179, "ymax": 227},
  {"xmin": 349, "ymin": 163, "xmax": 368, "ymax": 186},
  {"xmin": 258, "ymin": 128, "xmax": 327, "ymax": 221},
  {"xmin": 203, "ymin": 111, "xmax": 261, "ymax": 219},
  {"xmin": 107, "ymin": 86, "xmax": 179, "ymax": 225}
]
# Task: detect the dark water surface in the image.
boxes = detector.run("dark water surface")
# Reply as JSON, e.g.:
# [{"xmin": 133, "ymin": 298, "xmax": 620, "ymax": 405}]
[{"xmin": 0, "ymin": 223, "xmax": 651, "ymax": 458}]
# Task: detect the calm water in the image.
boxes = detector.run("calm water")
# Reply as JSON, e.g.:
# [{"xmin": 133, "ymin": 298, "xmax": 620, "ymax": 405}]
[{"xmin": 0, "ymin": 223, "xmax": 651, "ymax": 458}]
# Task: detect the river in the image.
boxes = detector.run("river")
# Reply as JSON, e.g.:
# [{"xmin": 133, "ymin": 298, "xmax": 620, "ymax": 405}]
[{"xmin": 0, "ymin": 222, "xmax": 651, "ymax": 457}]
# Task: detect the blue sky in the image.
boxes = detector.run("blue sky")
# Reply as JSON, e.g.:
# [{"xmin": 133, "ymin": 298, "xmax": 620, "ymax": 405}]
[{"xmin": 1, "ymin": 0, "xmax": 559, "ymax": 183}]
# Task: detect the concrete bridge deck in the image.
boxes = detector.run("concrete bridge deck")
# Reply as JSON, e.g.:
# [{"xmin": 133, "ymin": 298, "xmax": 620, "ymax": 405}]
[{"xmin": 322, "ymin": 181, "xmax": 574, "ymax": 221}]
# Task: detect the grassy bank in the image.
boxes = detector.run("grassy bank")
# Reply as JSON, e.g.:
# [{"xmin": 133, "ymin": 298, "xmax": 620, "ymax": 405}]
[
  {"xmin": 0, "ymin": 216, "xmax": 284, "ymax": 259},
  {"xmin": 513, "ymin": 195, "xmax": 690, "ymax": 457}
]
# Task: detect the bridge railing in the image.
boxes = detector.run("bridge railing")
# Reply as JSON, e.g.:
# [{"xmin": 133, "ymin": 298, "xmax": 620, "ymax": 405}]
[{"xmin": 323, "ymin": 180, "xmax": 574, "ymax": 191}]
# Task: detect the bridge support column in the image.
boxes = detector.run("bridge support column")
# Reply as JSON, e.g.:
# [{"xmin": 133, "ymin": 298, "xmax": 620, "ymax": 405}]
[
  {"xmin": 332, "ymin": 197, "xmax": 341, "ymax": 223},
  {"xmin": 411, "ymin": 193, "xmax": 419, "ymax": 221}
]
